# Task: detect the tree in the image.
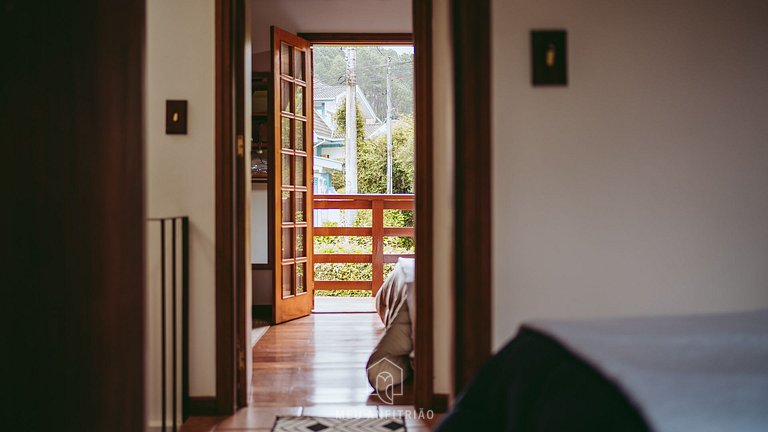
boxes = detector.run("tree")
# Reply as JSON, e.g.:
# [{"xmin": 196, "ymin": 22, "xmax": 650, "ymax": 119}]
[
  {"xmin": 314, "ymin": 46, "xmax": 414, "ymax": 120},
  {"xmin": 332, "ymin": 102, "xmax": 414, "ymax": 194}
]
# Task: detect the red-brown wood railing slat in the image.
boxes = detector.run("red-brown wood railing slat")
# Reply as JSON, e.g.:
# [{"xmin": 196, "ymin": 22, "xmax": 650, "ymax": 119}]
[
  {"xmin": 313, "ymin": 194, "xmax": 414, "ymax": 292},
  {"xmin": 314, "ymin": 280, "xmax": 372, "ymax": 291},
  {"xmin": 314, "ymin": 227, "xmax": 372, "ymax": 237},
  {"xmin": 314, "ymin": 254, "xmax": 373, "ymax": 263},
  {"xmin": 371, "ymin": 199, "xmax": 385, "ymax": 295}
]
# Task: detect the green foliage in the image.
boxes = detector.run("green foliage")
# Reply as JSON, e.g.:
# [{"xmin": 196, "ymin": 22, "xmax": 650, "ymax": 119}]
[
  {"xmin": 333, "ymin": 103, "xmax": 415, "ymax": 195},
  {"xmin": 333, "ymin": 102, "xmax": 366, "ymax": 143},
  {"xmin": 315, "ymin": 290, "xmax": 371, "ymax": 297},
  {"xmin": 313, "ymin": 46, "xmax": 414, "ymax": 119},
  {"xmin": 357, "ymin": 116, "xmax": 414, "ymax": 194},
  {"xmin": 330, "ymin": 169, "xmax": 346, "ymax": 193}
]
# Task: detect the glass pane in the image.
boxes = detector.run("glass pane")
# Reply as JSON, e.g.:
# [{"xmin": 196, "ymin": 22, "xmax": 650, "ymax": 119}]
[
  {"xmin": 295, "ymin": 156, "xmax": 305, "ymax": 187},
  {"xmin": 280, "ymin": 43, "xmax": 291, "ymax": 76},
  {"xmin": 282, "ymin": 228, "xmax": 294, "ymax": 260},
  {"xmin": 296, "ymin": 227, "xmax": 306, "ymax": 258},
  {"xmin": 296, "ymin": 262, "xmax": 306, "ymax": 294},
  {"xmin": 295, "ymin": 85, "xmax": 304, "ymax": 116},
  {"xmin": 282, "ymin": 265, "xmax": 293, "ymax": 298},
  {"xmin": 281, "ymin": 117, "xmax": 291, "ymax": 149},
  {"xmin": 295, "ymin": 120, "xmax": 305, "ymax": 151},
  {"xmin": 282, "ymin": 154, "xmax": 292, "ymax": 186},
  {"xmin": 281, "ymin": 191, "xmax": 293, "ymax": 223},
  {"xmin": 295, "ymin": 192, "xmax": 305, "ymax": 223},
  {"xmin": 295, "ymin": 49, "xmax": 305, "ymax": 81},
  {"xmin": 281, "ymin": 80, "xmax": 292, "ymax": 112}
]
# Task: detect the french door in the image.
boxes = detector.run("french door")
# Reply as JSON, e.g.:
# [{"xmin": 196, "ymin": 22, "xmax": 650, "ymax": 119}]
[{"xmin": 271, "ymin": 27, "xmax": 314, "ymax": 323}]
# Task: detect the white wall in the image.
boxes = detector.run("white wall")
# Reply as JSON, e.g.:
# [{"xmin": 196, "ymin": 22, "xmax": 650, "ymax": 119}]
[
  {"xmin": 251, "ymin": 183, "xmax": 268, "ymax": 263},
  {"xmin": 146, "ymin": 0, "xmax": 216, "ymax": 412},
  {"xmin": 250, "ymin": 0, "xmax": 412, "ymax": 54},
  {"xmin": 492, "ymin": 0, "xmax": 768, "ymax": 349}
]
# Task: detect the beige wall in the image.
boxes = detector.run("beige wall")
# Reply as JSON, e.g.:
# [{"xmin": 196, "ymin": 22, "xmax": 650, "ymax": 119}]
[
  {"xmin": 491, "ymin": 0, "xmax": 768, "ymax": 349},
  {"xmin": 146, "ymin": 0, "xmax": 216, "ymax": 414}
]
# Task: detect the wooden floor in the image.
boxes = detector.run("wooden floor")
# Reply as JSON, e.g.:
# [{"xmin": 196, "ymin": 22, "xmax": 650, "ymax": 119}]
[{"xmin": 182, "ymin": 311, "xmax": 440, "ymax": 431}]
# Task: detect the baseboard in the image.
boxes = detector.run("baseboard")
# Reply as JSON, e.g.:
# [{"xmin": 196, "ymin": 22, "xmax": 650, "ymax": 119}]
[
  {"xmin": 252, "ymin": 304, "xmax": 272, "ymax": 323},
  {"xmin": 432, "ymin": 393, "xmax": 450, "ymax": 413},
  {"xmin": 189, "ymin": 396, "xmax": 218, "ymax": 416}
]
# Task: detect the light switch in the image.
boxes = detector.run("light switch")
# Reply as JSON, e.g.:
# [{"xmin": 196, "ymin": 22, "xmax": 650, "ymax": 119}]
[
  {"xmin": 166, "ymin": 100, "xmax": 188, "ymax": 134},
  {"xmin": 531, "ymin": 30, "xmax": 568, "ymax": 86}
]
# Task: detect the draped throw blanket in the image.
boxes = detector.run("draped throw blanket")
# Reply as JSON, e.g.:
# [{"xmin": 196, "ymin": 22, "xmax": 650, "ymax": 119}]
[{"xmin": 367, "ymin": 258, "xmax": 415, "ymax": 392}]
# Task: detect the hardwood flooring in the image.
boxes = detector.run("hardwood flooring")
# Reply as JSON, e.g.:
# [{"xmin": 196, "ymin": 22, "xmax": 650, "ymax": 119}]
[{"xmin": 182, "ymin": 310, "xmax": 440, "ymax": 431}]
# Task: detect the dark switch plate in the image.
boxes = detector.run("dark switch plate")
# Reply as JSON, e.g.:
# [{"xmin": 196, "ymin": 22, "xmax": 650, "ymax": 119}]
[
  {"xmin": 531, "ymin": 30, "xmax": 568, "ymax": 86},
  {"xmin": 166, "ymin": 100, "xmax": 188, "ymax": 134}
]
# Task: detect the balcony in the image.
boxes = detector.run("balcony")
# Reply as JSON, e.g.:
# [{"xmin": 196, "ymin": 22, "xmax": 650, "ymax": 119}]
[{"xmin": 313, "ymin": 194, "xmax": 415, "ymax": 295}]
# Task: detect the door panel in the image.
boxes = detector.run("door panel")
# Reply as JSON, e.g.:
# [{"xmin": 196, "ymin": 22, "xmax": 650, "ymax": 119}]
[{"xmin": 272, "ymin": 27, "xmax": 313, "ymax": 324}]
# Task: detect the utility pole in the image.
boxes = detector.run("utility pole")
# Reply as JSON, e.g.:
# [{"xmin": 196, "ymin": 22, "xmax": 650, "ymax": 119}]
[
  {"xmin": 344, "ymin": 47, "xmax": 358, "ymax": 195},
  {"xmin": 385, "ymin": 55, "xmax": 393, "ymax": 194}
]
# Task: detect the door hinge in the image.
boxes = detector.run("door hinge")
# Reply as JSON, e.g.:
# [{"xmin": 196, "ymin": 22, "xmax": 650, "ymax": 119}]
[{"xmin": 236, "ymin": 135, "xmax": 245, "ymax": 158}]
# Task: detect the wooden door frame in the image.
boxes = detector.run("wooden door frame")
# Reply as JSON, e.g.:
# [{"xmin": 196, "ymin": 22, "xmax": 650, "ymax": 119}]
[
  {"xmin": 214, "ymin": 0, "xmax": 242, "ymax": 416},
  {"xmin": 413, "ymin": 0, "xmax": 438, "ymax": 411},
  {"xmin": 4, "ymin": 1, "xmax": 146, "ymax": 429},
  {"xmin": 452, "ymin": 0, "xmax": 492, "ymax": 395},
  {"xmin": 214, "ymin": 0, "xmax": 441, "ymax": 415}
]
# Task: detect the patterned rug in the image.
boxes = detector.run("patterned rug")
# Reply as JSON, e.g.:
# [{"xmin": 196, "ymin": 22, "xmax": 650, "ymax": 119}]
[{"xmin": 272, "ymin": 416, "xmax": 406, "ymax": 431}]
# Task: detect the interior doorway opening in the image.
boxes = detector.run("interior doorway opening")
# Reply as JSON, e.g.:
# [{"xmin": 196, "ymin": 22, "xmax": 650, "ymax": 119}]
[{"xmin": 248, "ymin": 31, "xmax": 417, "ymax": 407}]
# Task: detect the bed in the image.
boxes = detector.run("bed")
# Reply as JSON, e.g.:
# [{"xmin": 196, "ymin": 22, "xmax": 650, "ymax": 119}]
[{"xmin": 435, "ymin": 309, "xmax": 768, "ymax": 432}]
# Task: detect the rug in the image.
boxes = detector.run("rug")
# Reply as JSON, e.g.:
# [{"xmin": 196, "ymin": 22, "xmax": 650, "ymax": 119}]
[{"xmin": 272, "ymin": 416, "xmax": 406, "ymax": 431}]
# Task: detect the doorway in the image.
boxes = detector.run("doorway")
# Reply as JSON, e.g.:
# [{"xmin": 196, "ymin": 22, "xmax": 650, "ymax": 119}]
[
  {"xmin": 249, "ymin": 29, "xmax": 417, "ymax": 406},
  {"xmin": 215, "ymin": 0, "xmax": 437, "ymax": 415}
]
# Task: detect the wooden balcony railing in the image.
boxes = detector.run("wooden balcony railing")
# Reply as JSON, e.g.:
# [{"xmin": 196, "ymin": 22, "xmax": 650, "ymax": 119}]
[{"xmin": 313, "ymin": 194, "xmax": 415, "ymax": 294}]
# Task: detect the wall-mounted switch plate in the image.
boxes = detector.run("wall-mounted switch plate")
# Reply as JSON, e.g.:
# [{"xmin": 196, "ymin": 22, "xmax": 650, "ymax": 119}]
[
  {"xmin": 166, "ymin": 100, "xmax": 188, "ymax": 134},
  {"xmin": 531, "ymin": 30, "xmax": 568, "ymax": 86}
]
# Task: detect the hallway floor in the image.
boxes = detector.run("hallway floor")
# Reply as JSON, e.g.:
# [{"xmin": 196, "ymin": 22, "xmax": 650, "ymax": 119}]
[{"xmin": 183, "ymin": 312, "xmax": 439, "ymax": 431}]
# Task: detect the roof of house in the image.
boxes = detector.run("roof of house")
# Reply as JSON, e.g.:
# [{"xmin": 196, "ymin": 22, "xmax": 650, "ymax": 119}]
[
  {"xmin": 367, "ymin": 119, "xmax": 409, "ymax": 139},
  {"xmin": 313, "ymin": 109, "xmax": 336, "ymax": 139},
  {"xmin": 313, "ymin": 78, "xmax": 382, "ymax": 124},
  {"xmin": 365, "ymin": 123, "xmax": 382, "ymax": 137},
  {"xmin": 313, "ymin": 80, "xmax": 343, "ymax": 100}
]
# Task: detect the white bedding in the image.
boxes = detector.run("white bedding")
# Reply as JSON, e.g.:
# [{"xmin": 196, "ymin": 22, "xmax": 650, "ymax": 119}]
[
  {"xmin": 366, "ymin": 258, "xmax": 415, "ymax": 391},
  {"xmin": 525, "ymin": 309, "xmax": 768, "ymax": 432}
]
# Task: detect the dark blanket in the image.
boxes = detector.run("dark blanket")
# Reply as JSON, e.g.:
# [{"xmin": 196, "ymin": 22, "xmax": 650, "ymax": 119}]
[{"xmin": 434, "ymin": 328, "xmax": 648, "ymax": 432}]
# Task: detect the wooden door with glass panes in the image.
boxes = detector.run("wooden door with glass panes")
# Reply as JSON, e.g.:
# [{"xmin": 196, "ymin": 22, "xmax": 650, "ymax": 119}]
[{"xmin": 271, "ymin": 27, "xmax": 313, "ymax": 323}]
